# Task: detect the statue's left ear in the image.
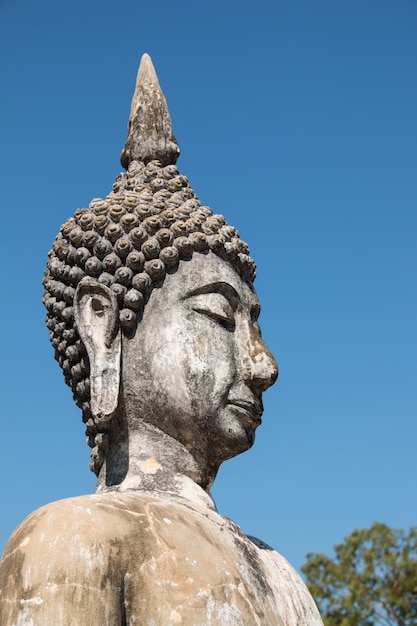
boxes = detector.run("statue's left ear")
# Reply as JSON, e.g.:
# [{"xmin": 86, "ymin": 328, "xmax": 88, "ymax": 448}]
[{"xmin": 74, "ymin": 278, "xmax": 121, "ymax": 423}]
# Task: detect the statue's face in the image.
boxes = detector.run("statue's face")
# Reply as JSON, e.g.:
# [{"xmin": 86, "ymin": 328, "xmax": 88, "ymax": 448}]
[{"xmin": 122, "ymin": 252, "xmax": 278, "ymax": 464}]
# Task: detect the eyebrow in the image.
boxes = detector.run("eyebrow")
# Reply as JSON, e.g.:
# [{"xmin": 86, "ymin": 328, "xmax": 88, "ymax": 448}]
[
  {"xmin": 183, "ymin": 282, "xmax": 240, "ymax": 309},
  {"xmin": 183, "ymin": 281, "xmax": 261, "ymax": 321}
]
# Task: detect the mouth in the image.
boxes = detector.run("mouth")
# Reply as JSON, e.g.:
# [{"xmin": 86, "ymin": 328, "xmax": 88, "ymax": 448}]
[{"xmin": 227, "ymin": 398, "xmax": 263, "ymax": 428}]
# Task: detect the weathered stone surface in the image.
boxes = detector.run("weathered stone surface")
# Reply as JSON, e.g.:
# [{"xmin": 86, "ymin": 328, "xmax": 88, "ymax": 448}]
[
  {"xmin": 1, "ymin": 492, "xmax": 321, "ymax": 625},
  {"xmin": 0, "ymin": 54, "xmax": 323, "ymax": 625},
  {"xmin": 120, "ymin": 53, "xmax": 180, "ymax": 168}
]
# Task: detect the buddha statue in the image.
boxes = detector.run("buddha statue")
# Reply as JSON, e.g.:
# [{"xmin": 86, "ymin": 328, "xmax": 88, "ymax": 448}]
[{"xmin": 0, "ymin": 54, "xmax": 323, "ymax": 625}]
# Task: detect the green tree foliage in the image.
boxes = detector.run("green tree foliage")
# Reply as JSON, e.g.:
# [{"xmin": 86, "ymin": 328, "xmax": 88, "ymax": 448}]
[{"xmin": 302, "ymin": 523, "xmax": 417, "ymax": 626}]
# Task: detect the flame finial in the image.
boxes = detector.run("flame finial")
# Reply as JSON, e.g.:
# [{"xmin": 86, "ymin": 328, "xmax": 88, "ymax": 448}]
[{"xmin": 120, "ymin": 54, "xmax": 180, "ymax": 169}]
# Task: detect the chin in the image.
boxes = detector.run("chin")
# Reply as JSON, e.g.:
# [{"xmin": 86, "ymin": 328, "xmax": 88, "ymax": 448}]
[{"xmin": 207, "ymin": 421, "xmax": 257, "ymax": 465}]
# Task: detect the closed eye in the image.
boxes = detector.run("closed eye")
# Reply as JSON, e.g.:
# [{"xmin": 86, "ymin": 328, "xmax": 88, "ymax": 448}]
[{"xmin": 188, "ymin": 293, "xmax": 235, "ymax": 330}]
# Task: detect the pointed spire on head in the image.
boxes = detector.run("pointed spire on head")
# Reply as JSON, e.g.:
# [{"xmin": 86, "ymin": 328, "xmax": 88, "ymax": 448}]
[{"xmin": 120, "ymin": 54, "xmax": 180, "ymax": 169}]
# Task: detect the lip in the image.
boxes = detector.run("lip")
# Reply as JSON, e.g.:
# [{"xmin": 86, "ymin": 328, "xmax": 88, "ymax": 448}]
[{"xmin": 227, "ymin": 398, "xmax": 263, "ymax": 427}]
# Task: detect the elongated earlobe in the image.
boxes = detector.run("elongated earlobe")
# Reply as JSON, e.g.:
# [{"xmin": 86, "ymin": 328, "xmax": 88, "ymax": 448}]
[{"xmin": 74, "ymin": 278, "xmax": 121, "ymax": 423}]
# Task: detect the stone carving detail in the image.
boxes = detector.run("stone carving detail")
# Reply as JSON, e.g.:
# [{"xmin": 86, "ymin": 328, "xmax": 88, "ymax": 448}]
[
  {"xmin": 43, "ymin": 56, "xmax": 255, "ymax": 476},
  {"xmin": 0, "ymin": 54, "xmax": 323, "ymax": 625}
]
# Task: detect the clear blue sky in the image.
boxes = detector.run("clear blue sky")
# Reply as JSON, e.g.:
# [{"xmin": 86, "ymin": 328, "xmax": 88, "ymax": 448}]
[{"xmin": 1, "ymin": 0, "xmax": 416, "ymax": 575}]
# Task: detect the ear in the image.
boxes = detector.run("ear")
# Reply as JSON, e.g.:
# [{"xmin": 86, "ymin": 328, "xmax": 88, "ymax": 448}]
[{"xmin": 74, "ymin": 278, "xmax": 121, "ymax": 423}]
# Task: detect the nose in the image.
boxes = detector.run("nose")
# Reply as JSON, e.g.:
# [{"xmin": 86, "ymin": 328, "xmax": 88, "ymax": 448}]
[{"xmin": 238, "ymin": 322, "xmax": 278, "ymax": 393}]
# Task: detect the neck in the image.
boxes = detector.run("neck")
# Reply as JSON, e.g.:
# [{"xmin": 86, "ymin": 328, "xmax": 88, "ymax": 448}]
[{"xmin": 94, "ymin": 418, "xmax": 219, "ymax": 510}]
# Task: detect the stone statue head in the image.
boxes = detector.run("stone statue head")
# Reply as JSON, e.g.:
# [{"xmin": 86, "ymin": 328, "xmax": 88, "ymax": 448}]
[{"xmin": 43, "ymin": 54, "xmax": 278, "ymax": 480}]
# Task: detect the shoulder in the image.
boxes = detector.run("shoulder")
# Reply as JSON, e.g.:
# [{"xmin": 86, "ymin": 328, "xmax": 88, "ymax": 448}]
[
  {"xmin": 1, "ymin": 492, "xmax": 157, "ymax": 565},
  {"xmin": 0, "ymin": 493, "xmax": 149, "ymax": 625},
  {"xmin": 248, "ymin": 536, "xmax": 324, "ymax": 626},
  {"xmin": 3, "ymin": 495, "xmax": 111, "ymax": 556},
  {"xmin": 0, "ymin": 495, "xmax": 116, "ymax": 590}
]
